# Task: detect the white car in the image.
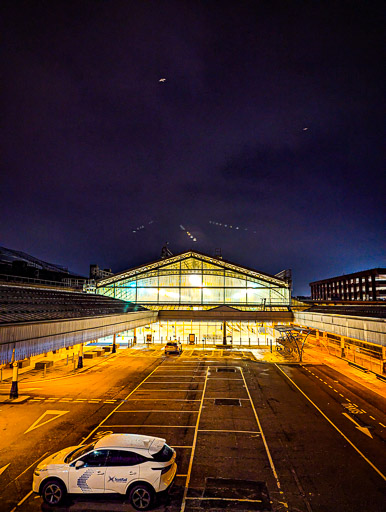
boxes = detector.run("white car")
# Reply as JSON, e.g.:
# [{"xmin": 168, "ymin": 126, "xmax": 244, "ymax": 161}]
[
  {"xmin": 33, "ymin": 433, "xmax": 177, "ymax": 510},
  {"xmin": 164, "ymin": 341, "xmax": 182, "ymax": 355}
]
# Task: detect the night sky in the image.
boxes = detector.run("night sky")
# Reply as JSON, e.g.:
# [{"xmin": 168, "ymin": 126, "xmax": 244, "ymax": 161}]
[{"xmin": 1, "ymin": 1, "xmax": 385, "ymax": 295}]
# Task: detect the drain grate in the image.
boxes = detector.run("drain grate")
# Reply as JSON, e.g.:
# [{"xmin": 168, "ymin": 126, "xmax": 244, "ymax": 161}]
[
  {"xmin": 216, "ymin": 368, "xmax": 236, "ymax": 373},
  {"xmin": 215, "ymin": 398, "xmax": 241, "ymax": 406}
]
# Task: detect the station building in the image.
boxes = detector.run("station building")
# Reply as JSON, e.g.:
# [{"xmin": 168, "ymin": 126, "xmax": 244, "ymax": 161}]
[
  {"xmin": 95, "ymin": 250, "xmax": 292, "ymax": 346},
  {"xmin": 1, "ymin": 250, "xmax": 385, "ymax": 385}
]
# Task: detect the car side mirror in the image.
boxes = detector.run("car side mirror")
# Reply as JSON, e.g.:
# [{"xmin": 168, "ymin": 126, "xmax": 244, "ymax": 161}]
[{"xmin": 75, "ymin": 460, "xmax": 85, "ymax": 469}]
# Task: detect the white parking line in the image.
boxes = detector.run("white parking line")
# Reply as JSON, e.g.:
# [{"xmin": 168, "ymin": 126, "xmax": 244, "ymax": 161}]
[
  {"xmin": 124, "ymin": 398, "xmax": 201, "ymax": 401},
  {"xmin": 240, "ymin": 368, "xmax": 282, "ymax": 491},
  {"xmin": 206, "ymin": 378, "xmax": 244, "ymax": 380},
  {"xmin": 104, "ymin": 424, "xmax": 196, "ymax": 428},
  {"xmin": 184, "ymin": 496, "xmax": 262, "ymax": 503},
  {"xmin": 155, "ymin": 370, "xmax": 199, "ymax": 373},
  {"xmin": 81, "ymin": 364, "xmax": 162, "ymax": 443},
  {"xmin": 145, "ymin": 377, "xmax": 205, "ymax": 384},
  {"xmin": 131, "ymin": 389, "xmax": 202, "ymax": 392},
  {"xmin": 198, "ymin": 429, "xmax": 260, "ymax": 434},
  {"xmin": 114, "ymin": 410, "xmax": 199, "ymax": 413},
  {"xmin": 203, "ymin": 397, "xmax": 250, "ymax": 400},
  {"xmin": 181, "ymin": 367, "xmax": 209, "ymax": 512}
]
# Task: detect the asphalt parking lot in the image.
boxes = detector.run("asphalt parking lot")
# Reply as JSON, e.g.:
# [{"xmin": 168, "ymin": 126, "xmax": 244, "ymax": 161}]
[
  {"xmin": 2, "ymin": 346, "xmax": 385, "ymax": 512},
  {"xmin": 82, "ymin": 356, "xmax": 281, "ymax": 511}
]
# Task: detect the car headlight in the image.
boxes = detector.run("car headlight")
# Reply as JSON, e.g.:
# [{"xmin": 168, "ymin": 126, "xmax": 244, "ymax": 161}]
[{"xmin": 34, "ymin": 468, "xmax": 47, "ymax": 477}]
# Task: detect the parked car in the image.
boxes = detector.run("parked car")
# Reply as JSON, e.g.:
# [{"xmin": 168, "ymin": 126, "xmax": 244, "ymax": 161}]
[
  {"xmin": 33, "ymin": 433, "xmax": 177, "ymax": 510},
  {"xmin": 164, "ymin": 341, "xmax": 182, "ymax": 355}
]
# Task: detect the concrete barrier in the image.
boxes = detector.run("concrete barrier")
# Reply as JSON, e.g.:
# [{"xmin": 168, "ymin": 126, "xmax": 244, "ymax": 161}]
[
  {"xmin": 35, "ymin": 360, "xmax": 54, "ymax": 369},
  {"xmin": 18, "ymin": 358, "xmax": 31, "ymax": 368},
  {"xmin": 84, "ymin": 352, "xmax": 98, "ymax": 359}
]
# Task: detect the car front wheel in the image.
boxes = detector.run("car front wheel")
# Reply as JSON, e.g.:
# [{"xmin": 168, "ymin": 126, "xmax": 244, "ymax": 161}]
[
  {"xmin": 129, "ymin": 483, "xmax": 154, "ymax": 510},
  {"xmin": 41, "ymin": 479, "xmax": 67, "ymax": 506}
]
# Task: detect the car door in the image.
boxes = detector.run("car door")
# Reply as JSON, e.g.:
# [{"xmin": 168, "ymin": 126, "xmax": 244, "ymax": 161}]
[
  {"xmin": 104, "ymin": 450, "xmax": 143, "ymax": 494},
  {"xmin": 68, "ymin": 449, "xmax": 108, "ymax": 493}
]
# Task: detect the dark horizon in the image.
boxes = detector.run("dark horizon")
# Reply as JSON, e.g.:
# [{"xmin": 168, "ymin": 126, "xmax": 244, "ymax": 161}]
[{"xmin": 1, "ymin": 1, "xmax": 385, "ymax": 295}]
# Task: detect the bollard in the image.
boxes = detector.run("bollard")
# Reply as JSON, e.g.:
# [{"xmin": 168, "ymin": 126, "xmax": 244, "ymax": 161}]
[
  {"xmin": 77, "ymin": 343, "xmax": 84, "ymax": 369},
  {"xmin": 10, "ymin": 361, "xmax": 19, "ymax": 399},
  {"xmin": 0, "ymin": 367, "xmax": 2, "ymax": 383},
  {"xmin": 66, "ymin": 355, "xmax": 69, "ymax": 366},
  {"xmin": 43, "ymin": 364, "xmax": 46, "ymax": 378}
]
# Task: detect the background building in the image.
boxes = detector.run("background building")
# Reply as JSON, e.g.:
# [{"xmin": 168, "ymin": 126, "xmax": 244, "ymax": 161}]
[
  {"xmin": 310, "ymin": 268, "xmax": 386, "ymax": 301},
  {"xmin": 89, "ymin": 264, "xmax": 113, "ymax": 280}
]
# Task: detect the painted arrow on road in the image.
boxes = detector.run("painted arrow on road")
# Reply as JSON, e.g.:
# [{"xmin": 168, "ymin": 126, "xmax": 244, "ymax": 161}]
[
  {"xmin": 24, "ymin": 410, "xmax": 69, "ymax": 434},
  {"xmin": 343, "ymin": 413, "xmax": 373, "ymax": 438},
  {"xmin": 0, "ymin": 463, "xmax": 10, "ymax": 476}
]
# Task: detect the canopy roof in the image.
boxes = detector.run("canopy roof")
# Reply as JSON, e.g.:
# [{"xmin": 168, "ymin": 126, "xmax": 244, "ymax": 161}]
[{"xmin": 96, "ymin": 251, "xmax": 289, "ymax": 288}]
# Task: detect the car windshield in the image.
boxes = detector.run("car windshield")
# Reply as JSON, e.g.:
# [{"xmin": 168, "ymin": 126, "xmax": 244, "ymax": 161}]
[
  {"xmin": 65, "ymin": 442, "xmax": 95, "ymax": 463},
  {"xmin": 167, "ymin": 342, "xmax": 177, "ymax": 346},
  {"xmin": 152, "ymin": 444, "xmax": 173, "ymax": 462}
]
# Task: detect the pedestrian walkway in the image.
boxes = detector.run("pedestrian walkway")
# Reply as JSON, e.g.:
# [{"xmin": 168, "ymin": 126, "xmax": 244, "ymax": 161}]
[{"xmin": 0, "ymin": 346, "xmax": 120, "ymax": 386}]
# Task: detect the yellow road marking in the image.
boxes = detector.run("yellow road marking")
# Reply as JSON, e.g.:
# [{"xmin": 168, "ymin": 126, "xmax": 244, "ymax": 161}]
[
  {"xmin": 275, "ymin": 364, "xmax": 386, "ymax": 481},
  {"xmin": 339, "ymin": 394, "xmax": 344, "ymax": 397},
  {"xmin": 379, "ymin": 423, "xmax": 386, "ymax": 428},
  {"xmin": 4, "ymin": 451, "xmax": 49, "ymax": 490},
  {"xmin": 24, "ymin": 410, "xmax": 69, "ymax": 434},
  {"xmin": 0, "ymin": 463, "xmax": 10, "ymax": 476},
  {"xmin": 16, "ymin": 490, "xmax": 33, "ymax": 506},
  {"xmin": 370, "ymin": 416, "xmax": 376, "ymax": 420}
]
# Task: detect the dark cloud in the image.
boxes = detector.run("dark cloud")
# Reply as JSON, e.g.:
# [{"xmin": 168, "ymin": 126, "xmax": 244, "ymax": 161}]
[{"xmin": 1, "ymin": 1, "xmax": 384, "ymax": 295}]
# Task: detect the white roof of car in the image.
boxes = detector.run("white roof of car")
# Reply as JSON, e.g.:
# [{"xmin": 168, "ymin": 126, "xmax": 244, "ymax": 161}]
[{"xmin": 95, "ymin": 433, "xmax": 165, "ymax": 454}]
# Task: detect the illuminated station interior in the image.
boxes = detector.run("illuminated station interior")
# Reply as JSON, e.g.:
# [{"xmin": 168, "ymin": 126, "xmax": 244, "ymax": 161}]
[{"xmin": 94, "ymin": 251, "xmax": 292, "ymax": 345}]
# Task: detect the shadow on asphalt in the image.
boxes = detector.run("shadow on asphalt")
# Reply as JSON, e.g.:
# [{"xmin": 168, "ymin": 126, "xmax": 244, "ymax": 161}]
[{"xmin": 39, "ymin": 486, "xmax": 181, "ymax": 511}]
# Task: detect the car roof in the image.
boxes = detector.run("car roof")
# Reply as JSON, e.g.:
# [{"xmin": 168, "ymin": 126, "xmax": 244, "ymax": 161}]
[{"xmin": 95, "ymin": 433, "xmax": 165, "ymax": 454}]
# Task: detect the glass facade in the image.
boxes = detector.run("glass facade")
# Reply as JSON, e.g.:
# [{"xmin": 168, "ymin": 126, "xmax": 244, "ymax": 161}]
[
  {"xmin": 101, "ymin": 320, "xmax": 278, "ymax": 346},
  {"xmin": 96, "ymin": 255, "xmax": 290, "ymax": 309}
]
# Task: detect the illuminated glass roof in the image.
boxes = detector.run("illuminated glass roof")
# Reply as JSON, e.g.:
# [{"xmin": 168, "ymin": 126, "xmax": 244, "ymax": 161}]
[{"xmin": 97, "ymin": 251, "xmax": 288, "ymax": 288}]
